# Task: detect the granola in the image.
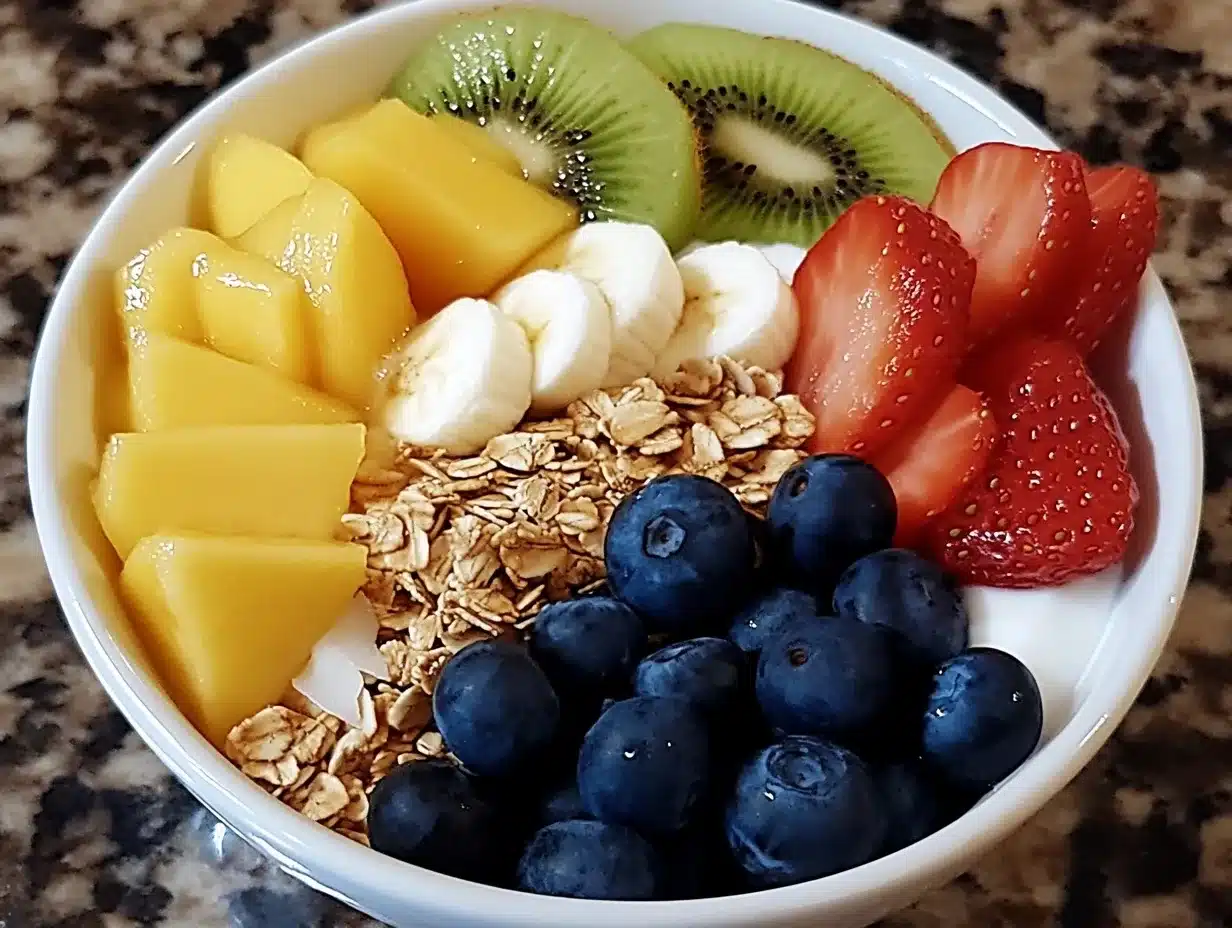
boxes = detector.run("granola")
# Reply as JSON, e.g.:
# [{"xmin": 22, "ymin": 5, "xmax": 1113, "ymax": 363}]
[{"xmin": 227, "ymin": 357, "xmax": 815, "ymax": 842}]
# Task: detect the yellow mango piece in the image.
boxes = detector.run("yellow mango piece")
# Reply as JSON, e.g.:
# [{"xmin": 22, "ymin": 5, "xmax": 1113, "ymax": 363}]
[
  {"xmin": 115, "ymin": 227, "xmax": 312, "ymax": 383},
  {"xmin": 94, "ymin": 423, "xmax": 364, "ymax": 559},
  {"xmin": 206, "ymin": 134, "xmax": 313, "ymax": 239},
  {"xmin": 120, "ymin": 533, "xmax": 366, "ymax": 746},
  {"xmin": 429, "ymin": 114, "xmax": 525, "ymax": 179},
  {"xmin": 95, "ymin": 284, "xmax": 132, "ymax": 438},
  {"xmin": 300, "ymin": 99, "xmax": 577, "ymax": 315},
  {"xmin": 232, "ymin": 194, "xmax": 300, "ymax": 269},
  {"xmin": 114, "ymin": 228, "xmax": 213, "ymax": 342},
  {"xmin": 195, "ymin": 241, "xmax": 313, "ymax": 383},
  {"xmin": 128, "ymin": 332, "xmax": 358, "ymax": 431},
  {"xmin": 235, "ymin": 179, "xmax": 416, "ymax": 409}
]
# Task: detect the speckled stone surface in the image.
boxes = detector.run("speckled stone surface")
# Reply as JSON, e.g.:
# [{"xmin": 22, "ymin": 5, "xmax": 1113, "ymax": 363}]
[{"xmin": 0, "ymin": 0, "xmax": 1229, "ymax": 924}]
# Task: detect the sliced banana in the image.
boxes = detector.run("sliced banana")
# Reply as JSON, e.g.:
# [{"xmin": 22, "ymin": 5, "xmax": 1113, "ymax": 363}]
[
  {"xmin": 653, "ymin": 242, "xmax": 799, "ymax": 378},
  {"xmin": 493, "ymin": 269, "xmax": 612, "ymax": 415},
  {"xmin": 380, "ymin": 297, "xmax": 532, "ymax": 454},
  {"xmin": 756, "ymin": 243, "xmax": 809, "ymax": 284},
  {"xmin": 527, "ymin": 221, "xmax": 684, "ymax": 387}
]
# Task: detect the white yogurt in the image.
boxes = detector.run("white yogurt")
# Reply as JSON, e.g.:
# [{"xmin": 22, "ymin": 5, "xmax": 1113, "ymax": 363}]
[{"xmin": 963, "ymin": 568, "xmax": 1123, "ymax": 740}]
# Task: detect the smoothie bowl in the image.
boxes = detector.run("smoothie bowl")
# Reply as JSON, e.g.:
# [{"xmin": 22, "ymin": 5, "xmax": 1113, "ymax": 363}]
[{"xmin": 27, "ymin": 0, "xmax": 1202, "ymax": 926}]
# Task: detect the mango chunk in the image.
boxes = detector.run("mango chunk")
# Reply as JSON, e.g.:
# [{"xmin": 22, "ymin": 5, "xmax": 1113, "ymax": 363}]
[
  {"xmin": 300, "ymin": 99, "xmax": 577, "ymax": 315},
  {"xmin": 196, "ymin": 242, "xmax": 313, "ymax": 383},
  {"xmin": 128, "ymin": 332, "xmax": 358, "ymax": 431},
  {"xmin": 206, "ymin": 134, "xmax": 313, "ymax": 239},
  {"xmin": 235, "ymin": 178, "xmax": 416, "ymax": 409},
  {"xmin": 94, "ymin": 423, "xmax": 365, "ymax": 559},
  {"xmin": 115, "ymin": 227, "xmax": 312, "ymax": 383},
  {"xmin": 114, "ymin": 228, "xmax": 213, "ymax": 342},
  {"xmin": 120, "ymin": 532, "xmax": 366, "ymax": 746}
]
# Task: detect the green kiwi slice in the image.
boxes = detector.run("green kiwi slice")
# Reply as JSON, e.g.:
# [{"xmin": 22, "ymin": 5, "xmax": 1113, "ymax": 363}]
[
  {"xmin": 628, "ymin": 23, "xmax": 955, "ymax": 246},
  {"xmin": 388, "ymin": 8, "xmax": 701, "ymax": 252}
]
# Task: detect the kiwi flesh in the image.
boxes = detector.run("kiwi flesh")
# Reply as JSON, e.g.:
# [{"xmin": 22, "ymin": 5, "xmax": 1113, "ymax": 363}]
[
  {"xmin": 628, "ymin": 24, "xmax": 955, "ymax": 247},
  {"xmin": 389, "ymin": 8, "xmax": 701, "ymax": 252}
]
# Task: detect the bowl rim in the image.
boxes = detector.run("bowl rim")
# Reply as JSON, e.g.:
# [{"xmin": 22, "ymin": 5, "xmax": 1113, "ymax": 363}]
[{"xmin": 27, "ymin": 0, "xmax": 1203, "ymax": 925}]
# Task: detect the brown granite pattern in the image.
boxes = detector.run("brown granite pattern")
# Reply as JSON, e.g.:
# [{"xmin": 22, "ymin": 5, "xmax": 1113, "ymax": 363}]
[{"xmin": 1, "ymin": 0, "xmax": 1230, "ymax": 924}]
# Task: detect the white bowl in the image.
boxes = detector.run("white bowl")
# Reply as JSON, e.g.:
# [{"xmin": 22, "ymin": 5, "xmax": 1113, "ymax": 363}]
[{"xmin": 27, "ymin": 0, "xmax": 1202, "ymax": 925}]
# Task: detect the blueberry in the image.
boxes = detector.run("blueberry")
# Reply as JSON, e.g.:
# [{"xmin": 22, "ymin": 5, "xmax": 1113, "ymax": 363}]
[
  {"xmin": 228, "ymin": 888, "xmax": 325, "ymax": 928},
  {"xmin": 538, "ymin": 780, "xmax": 591, "ymax": 828},
  {"xmin": 872, "ymin": 763, "xmax": 946, "ymax": 855},
  {"xmin": 578, "ymin": 696, "xmax": 711, "ymax": 835},
  {"xmin": 921, "ymin": 648, "xmax": 1044, "ymax": 793},
  {"xmin": 725, "ymin": 736, "xmax": 886, "ymax": 887},
  {"xmin": 728, "ymin": 588, "xmax": 824, "ymax": 654},
  {"xmin": 845, "ymin": 643, "xmax": 933, "ymax": 764},
  {"xmin": 660, "ymin": 819, "xmax": 746, "ymax": 900},
  {"xmin": 604, "ymin": 475, "xmax": 757, "ymax": 633},
  {"xmin": 367, "ymin": 759, "xmax": 500, "ymax": 880},
  {"xmin": 756, "ymin": 614, "xmax": 895, "ymax": 741},
  {"xmin": 516, "ymin": 820, "xmax": 663, "ymax": 900},
  {"xmin": 633, "ymin": 637, "xmax": 747, "ymax": 716},
  {"xmin": 433, "ymin": 640, "xmax": 560, "ymax": 779},
  {"xmin": 834, "ymin": 549, "xmax": 968, "ymax": 668},
  {"xmin": 748, "ymin": 511, "xmax": 770, "ymax": 571},
  {"xmin": 528, "ymin": 596, "xmax": 646, "ymax": 699},
  {"xmin": 766, "ymin": 455, "xmax": 896, "ymax": 595}
]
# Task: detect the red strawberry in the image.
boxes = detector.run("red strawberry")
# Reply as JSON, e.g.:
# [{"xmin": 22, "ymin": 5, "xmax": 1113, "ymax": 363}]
[
  {"xmin": 1040, "ymin": 164, "xmax": 1160, "ymax": 354},
  {"xmin": 930, "ymin": 143, "xmax": 1091, "ymax": 350},
  {"xmin": 924, "ymin": 337, "xmax": 1137, "ymax": 588},
  {"xmin": 785, "ymin": 195, "xmax": 975, "ymax": 458},
  {"xmin": 872, "ymin": 384, "xmax": 999, "ymax": 548}
]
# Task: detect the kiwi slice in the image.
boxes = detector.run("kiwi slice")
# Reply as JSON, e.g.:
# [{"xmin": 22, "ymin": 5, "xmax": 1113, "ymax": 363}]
[
  {"xmin": 628, "ymin": 24, "xmax": 955, "ymax": 246},
  {"xmin": 388, "ymin": 8, "xmax": 701, "ymax": 251}
]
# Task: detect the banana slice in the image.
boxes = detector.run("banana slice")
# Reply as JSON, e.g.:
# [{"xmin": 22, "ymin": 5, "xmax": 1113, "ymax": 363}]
[
  {"xmin": 527, "ymin": 221, "xmax": 684, "ymax": 387},
  {"xmin": 653, "ymin": 242, "xmax": 799, "ymax": 378},
  {"xmin": 493, "ymin": 269, "xmax": 612, "ymax": 415},
  {"xmin": 757, "ymin": 243, "xmax": 809, "ymax": 284},
  {"xmin": 380, "ymin": 297, "xmax": 532, "ymax": 454}
]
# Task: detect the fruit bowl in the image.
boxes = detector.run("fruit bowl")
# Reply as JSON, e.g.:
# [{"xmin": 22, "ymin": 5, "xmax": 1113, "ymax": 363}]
[{"xmin": 27, "ymin": 0, "xmax": 1201, "ymax": 926}]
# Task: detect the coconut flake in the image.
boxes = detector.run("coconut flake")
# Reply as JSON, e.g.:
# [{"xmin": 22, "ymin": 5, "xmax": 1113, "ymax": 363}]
[{"xmin": 292, "ymin": 594, "xmax": 389, "ymax": 727}]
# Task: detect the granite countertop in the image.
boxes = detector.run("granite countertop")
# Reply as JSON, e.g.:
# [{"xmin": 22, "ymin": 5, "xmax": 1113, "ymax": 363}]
[{"xmin": 1, "ymin": 0, "xmax": 1229, "ymax": 924}]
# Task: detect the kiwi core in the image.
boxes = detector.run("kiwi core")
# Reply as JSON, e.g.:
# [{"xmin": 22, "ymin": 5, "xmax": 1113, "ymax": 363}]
[
  {"xmin": 710, "ymin": 117, "xmax": 837, "ymax": 191},
  {"xmin": 672, "ymin": 79, "xmax": 888, "ymax": 215},
  {"xmin": 475, "ymin": 118, "xmax": 558, "ymax": 187},
  {"xmin": 439, "ymin": 96, "xmax": 603, "ymax": 221}
]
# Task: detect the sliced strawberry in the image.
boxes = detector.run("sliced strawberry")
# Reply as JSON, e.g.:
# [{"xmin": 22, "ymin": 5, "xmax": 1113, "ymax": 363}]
[
  {"xmin": 930, "ymin": 143, "xmax": 1091, "ymax": 350},
  {"xmin": 924, "ymin": 337, "xmax": 1137, "ymax": 588},
  {"xmin": 1039, "ymin": 164, "xmax": 1160, "ymax": 354},
  {"xmin": 872, "ymin": 384, "xmax": 999, "ymax": 548},
  {"xmin": 784, "ymin": 195, "xmax": 975, "ymax": 458}
]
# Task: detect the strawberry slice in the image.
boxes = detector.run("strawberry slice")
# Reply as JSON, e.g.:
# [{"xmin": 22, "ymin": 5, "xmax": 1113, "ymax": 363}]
[
  {"xmin": 924, "ymin": 337, "xmax": 1138, "ymax": 588},
  {"xmin": 872, "ymin": 384, "xmax": 999, "ymax": 548},
  {"xmin": 930, "ymin": 143, "xmax": 1091, "ymax": 350},
  {"xmin": 784, "ymin": 195, "xmax": 975, "ymax": 458},
  {"xmin": 1040, "ymin": 164, "xmax": 1160, "ymax": 354}
]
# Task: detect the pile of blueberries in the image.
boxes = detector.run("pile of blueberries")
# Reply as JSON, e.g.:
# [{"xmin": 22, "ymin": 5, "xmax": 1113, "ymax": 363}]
[{"xmin": 365, "ymin": 455, "xmax": 1045, "ymax": 900}]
